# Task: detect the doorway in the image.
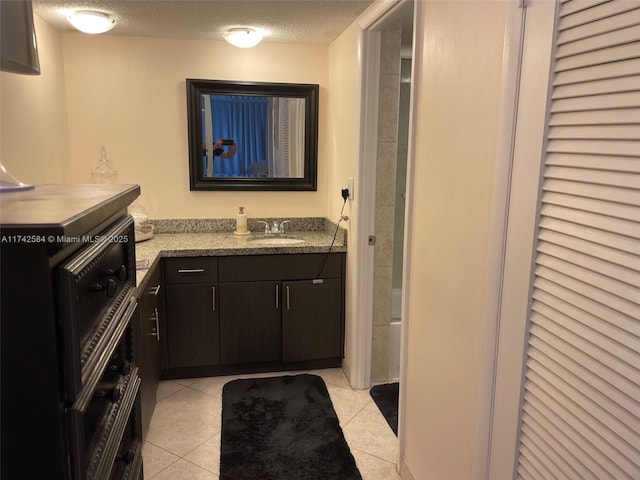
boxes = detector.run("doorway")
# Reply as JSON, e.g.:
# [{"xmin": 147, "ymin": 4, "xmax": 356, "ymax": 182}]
[{"xmin": 369, "ymin": 2, "xmax": 414, "ymax": 384}]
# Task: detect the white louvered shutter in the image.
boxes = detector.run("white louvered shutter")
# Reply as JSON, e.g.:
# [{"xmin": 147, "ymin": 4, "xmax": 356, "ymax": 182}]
[{"xmin": 515, "ymin": 1, "xmax": 640, "ymax": 479}]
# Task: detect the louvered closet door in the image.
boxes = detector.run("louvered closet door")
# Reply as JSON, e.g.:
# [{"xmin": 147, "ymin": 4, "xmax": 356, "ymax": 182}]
[{"xmin": 516, "ymin": 1, "xmax": 640, "ymax": 479}]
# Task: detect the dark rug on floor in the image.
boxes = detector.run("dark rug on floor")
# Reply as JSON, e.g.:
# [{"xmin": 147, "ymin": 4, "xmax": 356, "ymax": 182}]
[
  {"xmin": 370, "ymin": 382, "xmax": 399, "ymax": 436},
  {"xmin": 220, "ymin": 374, "xmax": 362, "ymax": 480}
]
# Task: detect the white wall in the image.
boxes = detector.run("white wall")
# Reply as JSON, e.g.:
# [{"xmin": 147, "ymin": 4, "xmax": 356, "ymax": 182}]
[
  {"xmin": 1, "ymin": 15, "xmax": 70, "ymax": 184},
  {"xmin": 60, "ymin": 34, "xmax": 330, "ymax": 219},
  {"xmin": 401, "ymin": 1, "xmax": 508, "ymax": 478}
]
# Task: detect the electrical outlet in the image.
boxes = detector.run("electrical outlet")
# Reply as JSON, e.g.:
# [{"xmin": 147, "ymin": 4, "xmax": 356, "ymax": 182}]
[{"xmin": 347, "ymin": 177, "xmax": 354, "ymax": 200}]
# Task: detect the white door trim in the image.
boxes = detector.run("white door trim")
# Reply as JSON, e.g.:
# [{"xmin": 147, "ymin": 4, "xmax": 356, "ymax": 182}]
[
  {"xmin": 488, "ymin": 0, "xmax": 558, "ymax": 477},
  {"xmin": 349, "ymin": 26, "xmax": 380, "ymax": 391},
  {"xmin": 472, "ymin": 1, "xmax": 528, "ymax": 478},
  {"xmin": 397, "ymin": 0, "xmax": 419, "ymax": 471}
]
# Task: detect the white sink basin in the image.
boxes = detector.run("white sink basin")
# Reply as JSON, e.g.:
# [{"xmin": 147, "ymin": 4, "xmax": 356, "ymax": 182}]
[{"xmin": 250, "ymin": 237, "xmax": 306, "ymax": 245}]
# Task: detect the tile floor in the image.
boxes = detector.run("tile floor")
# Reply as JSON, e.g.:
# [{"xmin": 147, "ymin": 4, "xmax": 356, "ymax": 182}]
[{"xmin": 142, "ymin": 368, "xmax": 401, "ymax": 479}]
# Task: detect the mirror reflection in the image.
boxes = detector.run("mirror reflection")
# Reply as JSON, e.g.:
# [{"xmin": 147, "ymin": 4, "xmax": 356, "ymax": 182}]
[
  {"xmin": 201, "ymin": 94, "xmax": 306, "ymax": 178},
  {"xmin": 187, "ymin": 79, "xmax": 318, "ymax": 191}
]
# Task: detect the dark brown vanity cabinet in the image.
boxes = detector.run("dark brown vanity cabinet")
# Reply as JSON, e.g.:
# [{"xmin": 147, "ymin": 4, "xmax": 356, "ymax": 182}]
[
  {"xmin": 164, "ymin": 257, "xmax": 220, "ymax": 368},
  {"xmin": 282, "ymin": 278, "xmax": 343, "ymax": 362},
  {"xmin": 218, "ymin": 253, "xmax": 345, "ymax": 366},
  {"xmin": 160, "ymin": 252, "xmax": 345, "ymax": 376},
  {"xmin": 218, "ymin": 281, "xmax": 282, "ymax": 364},
  {"xmin": 137, "ymin": 262, "xmax": 162, "ymax": 439}
]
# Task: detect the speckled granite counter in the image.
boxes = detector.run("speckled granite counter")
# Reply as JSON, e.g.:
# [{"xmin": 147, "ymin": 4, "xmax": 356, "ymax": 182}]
[{"xmin": 134, "ymin": 230, "xmax": 346, "ymax": 286}]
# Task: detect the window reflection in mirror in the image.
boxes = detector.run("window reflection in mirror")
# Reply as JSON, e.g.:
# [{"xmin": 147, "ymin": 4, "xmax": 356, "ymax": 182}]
[
  {"xmin": 201, "ymin": 94, "xmax": 306, "ymax": 179},
  {"xmin": 187, "ymin": 79, "xmax": 318, "ymax": 191}
]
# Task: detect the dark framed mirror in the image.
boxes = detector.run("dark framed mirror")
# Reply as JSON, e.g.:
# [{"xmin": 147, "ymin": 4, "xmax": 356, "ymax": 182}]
[{"xmin": 187, "ymin": 79, "xmax": 319, "ymax": 191}]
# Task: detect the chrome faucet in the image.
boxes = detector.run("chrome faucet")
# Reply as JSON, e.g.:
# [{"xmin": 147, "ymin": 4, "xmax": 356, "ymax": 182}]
[
  {"xmin": 256, "ymin": 220, "xmax": 271, "ymax": 235},
  {"xmin": 256, "ymin": 220, "xmax": 291, "ymax": 236},
  {"xmin": 279, "ymin": 220, "xmax": 291, "ymax": 234}
]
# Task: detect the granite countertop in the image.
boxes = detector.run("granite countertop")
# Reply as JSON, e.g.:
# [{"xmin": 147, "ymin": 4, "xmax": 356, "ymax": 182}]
[{"xmin": 134, "ymin": 230, "xmax": 346, "ymax": 286}]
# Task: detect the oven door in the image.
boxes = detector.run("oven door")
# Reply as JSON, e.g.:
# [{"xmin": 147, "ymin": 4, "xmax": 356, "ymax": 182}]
[
  {"xmin": 58, "ymin": 215, "xmax": 136, "ymax": 402},
  {"xmin": 66, "ymin": 316, "xmax": 141, "ymax": 480},
  {"xmin": 108, "ymin": 391, "xmax": 143, "ymax": 480}
]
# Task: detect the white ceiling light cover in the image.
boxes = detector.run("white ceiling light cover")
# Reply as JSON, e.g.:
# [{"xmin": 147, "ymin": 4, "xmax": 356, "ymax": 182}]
[
  {"xmin": 223, "ymin": 28, "xmax": 263, "ymax": 48},
  {"xmin": 68, "ymin": 10, "xmax": 116, "ymax": 34}
]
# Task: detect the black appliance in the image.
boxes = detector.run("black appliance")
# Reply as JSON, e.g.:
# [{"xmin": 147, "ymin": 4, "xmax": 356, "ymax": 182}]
[{"xmin": 0, "ymin": 184, "xmax": 143, "ymax": 480}]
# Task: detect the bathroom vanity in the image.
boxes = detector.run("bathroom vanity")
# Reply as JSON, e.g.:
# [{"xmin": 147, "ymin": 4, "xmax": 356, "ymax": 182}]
[
  {"xmin": 164, "ymin": 253, "xmax": 344, "ymax": 371},
  {"xmin": 134, "ymin": 221, "xmax": 347, "ymax": 437}
]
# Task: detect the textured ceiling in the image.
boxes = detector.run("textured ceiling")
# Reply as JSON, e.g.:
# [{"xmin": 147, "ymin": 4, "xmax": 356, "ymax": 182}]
[{"xmin": 32, "ymin": 0, "xmax": 375, "ymax": 45}]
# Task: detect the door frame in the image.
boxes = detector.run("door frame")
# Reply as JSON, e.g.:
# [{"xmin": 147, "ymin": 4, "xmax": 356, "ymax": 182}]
[{"xmin": 487, "ymin": 0, "xmax": 558, "ymax": 477}]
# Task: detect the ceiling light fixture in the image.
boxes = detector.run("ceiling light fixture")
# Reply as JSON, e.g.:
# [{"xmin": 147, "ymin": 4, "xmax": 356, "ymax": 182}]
[
  {"xmin": 223, "ymin": 28, "xmax": 263, "ymax": 48},
  {"xmin": 67, "ymin": 10, "xmax": 116, "ymax": 34}
]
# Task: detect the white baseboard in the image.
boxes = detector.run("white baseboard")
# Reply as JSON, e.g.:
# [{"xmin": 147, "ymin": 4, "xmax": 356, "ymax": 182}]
[
  {"xmin": 341, "ymin": 358, "xmax": 353, "ymax": 387},
  {"xmin": 400, "ymin": 458, "xmax": 416, "ymax": 480}
]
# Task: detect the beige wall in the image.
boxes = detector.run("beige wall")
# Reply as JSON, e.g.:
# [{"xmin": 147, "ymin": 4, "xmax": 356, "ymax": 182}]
[
  {"xmin": 60, "ymin": 34, "xmax": 329, "ymax": 219},
  {"xmin": 1, "ymin": 15, "xmax": 70, "ymax": 184},
  {"xmin": 401, "ymin": 1, "xmax": 507, "ymax": 478},
  {"xmin": 327, "ymin": 19, "xmax": 362, "ymax": 378}
]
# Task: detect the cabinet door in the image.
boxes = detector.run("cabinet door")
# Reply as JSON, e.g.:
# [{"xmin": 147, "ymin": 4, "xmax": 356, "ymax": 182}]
[
  {"xmin": 137, "ymin": 265, "xmax": 162, "ymax": 439},
  {"xmin": 219, "ymin": 281, "xmax": 281, "ymax": 364},
  {"xmin": 282, "ymin": 278, "xmax": 342, "ymax": 362},
  {"xmin": 165, "ymin": 283, "xmax": 220, "ymax": 368}
]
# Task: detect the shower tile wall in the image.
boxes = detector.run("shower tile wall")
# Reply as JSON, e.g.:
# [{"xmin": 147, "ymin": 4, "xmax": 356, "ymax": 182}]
[
  {"xmin": 394, "ymin": 59, "xmax": 411, "ymax": 291},
  {"xmin": 372, "ymin": 20, "xmax": 402, "ymax": 383}
]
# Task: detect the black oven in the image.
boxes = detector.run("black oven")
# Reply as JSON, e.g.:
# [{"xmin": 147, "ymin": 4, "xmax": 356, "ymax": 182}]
[
  {"xmin": 66, "ymin": 327, "xmax": 142, "ymax": 479},
  {"xmin": 57, "ymin": 215, "xmax": 143, "ymax": 479},
  {"xmin": 58, "ymin": 215, "xmax": 136, "ymax": 402},
  {"xmin": 108, "ymin": 392, "xmax": 144, "ymax": 480}
]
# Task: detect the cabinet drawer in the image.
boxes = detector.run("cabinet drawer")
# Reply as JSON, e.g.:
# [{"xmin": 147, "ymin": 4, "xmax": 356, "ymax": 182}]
[
  {"xmin": 164, "ymin": 257, "xmax": 218, "ymax": 284},
  {"xmin": 218, "ymin": 253, "xmax": 343, "ymax": 282}
]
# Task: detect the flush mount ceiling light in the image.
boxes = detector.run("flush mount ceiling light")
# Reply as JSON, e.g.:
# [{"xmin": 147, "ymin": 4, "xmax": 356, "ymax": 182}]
[
  {"xmin": 67, "ymin": 10, "xmax": 116, "ymax": 34},
  {"xmin": 223, "ymin": 28, "xmax": 263, "ymax": 48}
]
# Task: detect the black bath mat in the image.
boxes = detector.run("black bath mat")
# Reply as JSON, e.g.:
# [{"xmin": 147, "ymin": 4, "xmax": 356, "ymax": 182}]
[
  {"xmin": 370, "ymin": 382, "xmax": 399, "ymax": 436},
  {"xmin": 220, "ymin": 374, "xmax": 362, "ymax": 480}
]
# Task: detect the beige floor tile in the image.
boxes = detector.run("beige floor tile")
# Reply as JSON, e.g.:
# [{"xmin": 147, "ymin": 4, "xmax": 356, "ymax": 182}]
[
  {"xmin": 146, "ymin": 388, "xmax": 222, "ymax": 456},
  {"xmin": 307, "ymin": 367, "xmax": 352, "ymax": 389},
  {"xmin": 343, "ymin": 400, "xmax": 398, "ymax": 463},
  {"xmin": 352, "ymin": 449, "xmax": 401, "ymax": 480},
  {"xmin": 150, "ymin": 458, "xmax": 218, "ymax": 480},
  {"xmin": 184, "ymin": 433, "xmax": 221, "ymax": 475},
  {"xmin": 173, "ymin": 377, "xmax": 202, "ymax": 387},
  {"xmin": 325, "ymin": 383, "xmax": 372, "ymax": 426},
  {"xmin": 141, "ymin": 441, "xmax": 179, "ymax": 479},
  {"xmin": 144, "ymin": 371, "xmax": 401, "ymax": 479},
  {"xmin": 156, "ymin": 380, "xmax": 184, "ymax": 401},
  {"xmin": 189, "ymin": 374, "xmax": 244, "ymax": 398}
]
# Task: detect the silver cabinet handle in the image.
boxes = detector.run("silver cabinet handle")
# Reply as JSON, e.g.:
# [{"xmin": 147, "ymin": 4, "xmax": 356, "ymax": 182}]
[
  {"xmin": 150, "ymin": 284, "xmax": 161, "ymax": 296},
  {"xmin": 153, "ymin": 307, "xmax": 160, "ymax": 342},
  {"xmin": 177, "ymin": 268, "xmax": 204, "ymax": 273},
  {"xmin": 275, "ymin": 284, "xmax": 279, "ymax": 309},
  {"xmin": 286, "ymin": 286, "xmax": 290, "ymax": 310},
  {"xmin": 212, "ymin": 286, "xmax": 216, "ymax": 311}
]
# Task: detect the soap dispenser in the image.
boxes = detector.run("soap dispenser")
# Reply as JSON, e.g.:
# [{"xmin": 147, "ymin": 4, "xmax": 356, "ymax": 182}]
[{"xmin": 234, "ymin": 206, "xmax": 251, "ymax": 235}]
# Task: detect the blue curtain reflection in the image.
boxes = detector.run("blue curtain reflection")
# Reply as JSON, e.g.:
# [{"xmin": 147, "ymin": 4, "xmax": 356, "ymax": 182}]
[{"xmin": 204, "ymin": 95, "xmax": 268, "ymax": 177}]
